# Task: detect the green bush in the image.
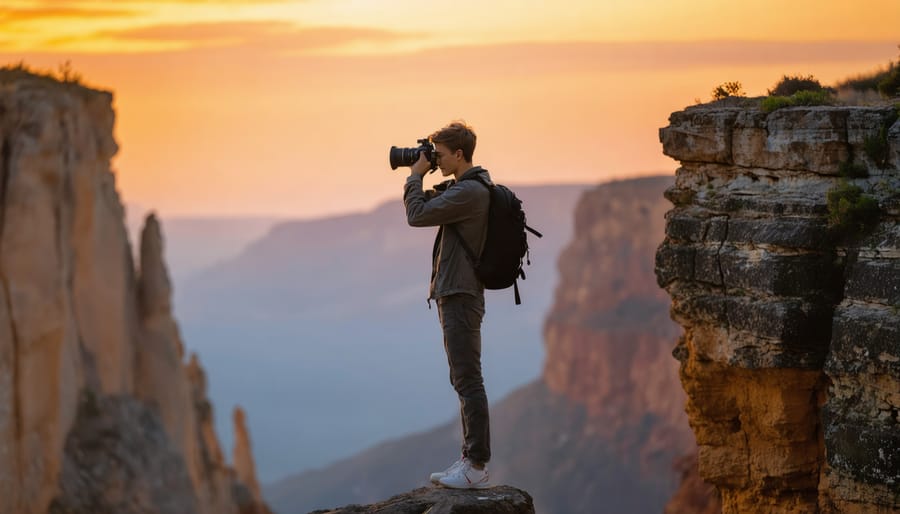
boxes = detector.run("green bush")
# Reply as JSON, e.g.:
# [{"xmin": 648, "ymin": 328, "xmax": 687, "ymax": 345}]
[
  {"xmin": 826, "ymin": 181, "xmax": 880, "ymax": 235},
  {"xmin": 761, "ymin": 96, "xmax": 793, "ymax": 112},
  {"xmin": 839, "ymin": 160, "xmax": 869, "ymax": 178},
  {"xmin": 761, "ymin": 90, "xmax": 834, "ymax": 112},
  {"xmin": 768, "ymin": 74, "xmax": 826, "ymax": 96},
  {"xmin": 711, "ymin": 81, "xmax": 744, "ymax": 100},
  {"xmin": 792, "ymin": 89, "xmax": 834, "ymax": 105}
]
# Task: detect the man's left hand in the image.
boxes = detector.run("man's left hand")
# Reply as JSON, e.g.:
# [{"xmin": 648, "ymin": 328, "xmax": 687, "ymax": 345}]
[{"xmin": 410, "ymin": 151, "xmax": 431, "ymax": 178}]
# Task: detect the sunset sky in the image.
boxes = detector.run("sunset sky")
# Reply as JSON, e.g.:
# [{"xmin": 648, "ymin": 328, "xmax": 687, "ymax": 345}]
[{"xmin": 2, "ymin": 0, "xmax": 898, "ymax": 218}]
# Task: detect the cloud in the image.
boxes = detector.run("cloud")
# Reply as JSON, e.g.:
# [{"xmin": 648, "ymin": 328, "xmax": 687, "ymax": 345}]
[
  {"xmin": 92, "ymin": 20, "xmax": 418, "ymax": 53},
  {"xmin": 0, "ymin": 6, "xmax": 138, "ymax": 22}
]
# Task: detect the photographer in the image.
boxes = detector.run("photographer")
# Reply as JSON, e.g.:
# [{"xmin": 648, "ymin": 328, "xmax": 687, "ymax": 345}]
[{"xmin": 401, "ymin": 121, "xmax": 492, "ymax": 489}]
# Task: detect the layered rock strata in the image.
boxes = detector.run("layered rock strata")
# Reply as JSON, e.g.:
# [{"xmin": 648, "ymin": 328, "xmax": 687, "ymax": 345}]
[
  {"xmin": 0, "ymin": 69, "xmax": 269, "ymax": 513},
  {"xmin": 656, "ymin": 101, "xmax": 900, "ymax": 513}
]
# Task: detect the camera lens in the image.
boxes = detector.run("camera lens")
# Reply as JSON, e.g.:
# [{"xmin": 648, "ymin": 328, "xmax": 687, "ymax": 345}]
[{"xmin": 389, "ymin": 146, "xmax": 420, "ymax": 170}]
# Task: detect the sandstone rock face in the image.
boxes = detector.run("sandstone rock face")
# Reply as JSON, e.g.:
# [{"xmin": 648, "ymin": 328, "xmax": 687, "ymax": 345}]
[
  {"xmin": 656, "ymin": 102, "xmax": 900, "ymax": 513},
  {"xmin": 310, "ymin": 486, "xmax": 535, "ymax": 514},
  {"xmin": 543, "ymin": 176, "xmax": 696, "ymax": 482},
  {"xmin": 0, "ymin": 69, "xmax": 269, "ymax": 513}
]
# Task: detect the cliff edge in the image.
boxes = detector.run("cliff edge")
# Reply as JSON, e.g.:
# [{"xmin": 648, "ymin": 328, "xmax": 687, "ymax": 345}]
[
  {"xmin": 656, "ymin": 101, "xmax": 900, "ymax": 513},
  {"xmin": 0, "ymin": 68, "xmax": 270, "ymax": 513}
]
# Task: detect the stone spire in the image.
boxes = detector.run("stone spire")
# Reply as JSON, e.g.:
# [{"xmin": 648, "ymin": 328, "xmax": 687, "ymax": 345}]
[
  {"xmin": 137, "ymin": 212, "xmax": 183, "ymax": 358},
  {"xmin": 232, "ymin": 406, "xmax": 263, "ymax": 502}
]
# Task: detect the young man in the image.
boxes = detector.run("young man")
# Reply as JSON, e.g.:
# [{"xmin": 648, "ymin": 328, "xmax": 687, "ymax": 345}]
[{"xmin": 402, "ymin": 121, "xmax": 492, "ymax": 489}]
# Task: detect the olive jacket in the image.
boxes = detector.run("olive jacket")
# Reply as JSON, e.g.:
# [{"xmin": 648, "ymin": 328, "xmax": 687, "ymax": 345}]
[{"xmin": 403, "ymin": 166, "xmax": 491, "ymax": 302}]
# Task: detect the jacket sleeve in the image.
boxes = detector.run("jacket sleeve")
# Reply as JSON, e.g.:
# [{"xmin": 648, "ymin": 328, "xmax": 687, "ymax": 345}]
[{"xmin": 404, "ymin": 175, "xmax": 479, "ymax": 227}]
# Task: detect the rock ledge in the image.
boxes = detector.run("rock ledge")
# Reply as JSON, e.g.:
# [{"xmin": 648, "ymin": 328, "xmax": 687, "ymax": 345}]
[{"xmin": 310, "ymin": 486, "xmax": 535, "ymax": 514}]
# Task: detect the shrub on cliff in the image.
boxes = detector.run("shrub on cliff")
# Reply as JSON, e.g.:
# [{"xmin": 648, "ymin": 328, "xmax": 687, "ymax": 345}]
[
  {"xmin": 711, "ymin": 81, "xmax": 744, "ymax": 100},
  {"xmin": 826, "ymin": 181, "xmax": 880, "ymax": 236},
  {"xmin": 838, "ymin": 64, "xmax": 894, "ymax": 93},
  {"xmin": 768, "ymin": 74, "xmax": 828, "ymax": 96},
  {"xmin": 837, "ymin": 46, "xmax": 900, "ymax": 98},
  {"xmin": 1, "ymin": 60, "xmax": 84, "ymax": 86},
  {"xmin": 864, "ymin": 126, "xmax": 891, "ymax": 167},
  {"xmin": 878, "ymin": 66, "xmax": 900, "ymax": 97},
  {"xmin": 761, "ymin": 90, "xmax": 834, "ymax": 112}
]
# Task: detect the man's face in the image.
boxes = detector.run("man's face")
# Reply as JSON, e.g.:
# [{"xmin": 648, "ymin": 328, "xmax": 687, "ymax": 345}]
[{"xmin": 434, "ymin": 143, "xmax": 461, "ymax": 177}]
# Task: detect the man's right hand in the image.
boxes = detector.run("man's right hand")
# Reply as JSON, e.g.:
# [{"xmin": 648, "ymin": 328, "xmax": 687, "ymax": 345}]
[{"xmin": 410, "ymin": 151, "xmax": 430, "ymax": 178}]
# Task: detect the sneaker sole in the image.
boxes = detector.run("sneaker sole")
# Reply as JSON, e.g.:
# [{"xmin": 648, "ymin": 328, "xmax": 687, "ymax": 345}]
[{"xmin": 436, "ymin": 480, "xmax": 491, "ymax": 490}]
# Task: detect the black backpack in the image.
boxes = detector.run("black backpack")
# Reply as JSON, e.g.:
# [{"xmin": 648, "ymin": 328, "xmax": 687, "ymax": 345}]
[{"xmin": 449, "ymin": 172, "xmax": 542, "ymax": 304}]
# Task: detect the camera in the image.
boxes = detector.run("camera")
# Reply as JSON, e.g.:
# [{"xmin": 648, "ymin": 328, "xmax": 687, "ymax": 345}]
[{"xmin": 389, "ymin": 138, "xmax": 437, "ymax": 172}]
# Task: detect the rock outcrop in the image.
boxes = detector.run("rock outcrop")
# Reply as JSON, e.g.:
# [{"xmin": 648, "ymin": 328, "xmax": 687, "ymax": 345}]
[
  {"xmin": 309, "ymin": 485, "xmax": 535, "ymax": 514},
  {"xmin": 0, "ymin": 68, "xmax": 269, "ymax": 513},
  {"xmin": 656, "ymin": 101, "xmax": 900, "ymax": 513}
]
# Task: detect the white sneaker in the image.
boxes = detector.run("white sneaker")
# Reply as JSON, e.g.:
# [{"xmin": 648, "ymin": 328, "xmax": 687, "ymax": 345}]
[
  {"xmin": 437, "ymin": 458, "xmax": 490, "ymax": 489},
  {"xmin": 429, "ymin": 456, "xmax": 465, "ymax": 484}
]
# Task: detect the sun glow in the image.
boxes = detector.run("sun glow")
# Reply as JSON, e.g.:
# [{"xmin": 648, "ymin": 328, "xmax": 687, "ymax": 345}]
[{"xmin": 2, "ymin": 0, "xmax": 898, "ymax": 217}]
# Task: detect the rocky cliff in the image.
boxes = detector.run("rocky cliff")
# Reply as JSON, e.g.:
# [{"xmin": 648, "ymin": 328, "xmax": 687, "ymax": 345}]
[
  {"xmin": 656, "ymin": 100, "xmax": 900, "ymax": 513},
  {"xmin": 0, "ymin": 68, "xmax": 269, "ymax": 513}
]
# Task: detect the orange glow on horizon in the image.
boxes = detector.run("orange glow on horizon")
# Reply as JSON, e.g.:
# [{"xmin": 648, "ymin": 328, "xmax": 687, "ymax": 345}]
[{"xmin": 1, "ymin": 1, "xmax": 898, "ymax": 218}]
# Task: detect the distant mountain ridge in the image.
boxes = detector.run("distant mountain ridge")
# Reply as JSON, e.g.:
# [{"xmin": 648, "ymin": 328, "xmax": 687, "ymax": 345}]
[{"xmin": 124, "ymin": 209, "xmax": 282, "ymax": 283}]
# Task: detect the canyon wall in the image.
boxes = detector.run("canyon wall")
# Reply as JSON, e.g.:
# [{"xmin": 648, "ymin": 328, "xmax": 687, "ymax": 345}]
[
  {"xmin": 0, "ymin": 69, "xmax": 269, "ymax": 513},
  {"xmin": 543, "ymin": 176, "xmax": 696, "ymax": 481},
  {"xmin": 656, "ymin": 100, "xmax": 900, "ymax": 513}
]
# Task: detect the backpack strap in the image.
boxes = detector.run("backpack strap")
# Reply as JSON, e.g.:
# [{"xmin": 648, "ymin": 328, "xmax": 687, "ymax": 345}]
[
  {"xmin": 458, "ymin": 170, "xmax": 492, "ymax": 190},
  {"xmin": 446, "ymin": 222, "xmax": 478, "ymax": 266},
  {"xmin": 445, "ymin": 171, "xmax": 490, "ymax": 266}
]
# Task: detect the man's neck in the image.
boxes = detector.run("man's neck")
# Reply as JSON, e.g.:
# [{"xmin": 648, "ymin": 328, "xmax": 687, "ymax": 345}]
[{"xmin": 453, "ymin": 163, "xmax": 476, "ymax": 181}]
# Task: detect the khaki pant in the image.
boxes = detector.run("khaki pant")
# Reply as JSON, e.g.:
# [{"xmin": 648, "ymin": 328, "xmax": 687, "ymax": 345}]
[{"xmin": 437, "ymin": 293, "xmax": 491, "ymax": 465}]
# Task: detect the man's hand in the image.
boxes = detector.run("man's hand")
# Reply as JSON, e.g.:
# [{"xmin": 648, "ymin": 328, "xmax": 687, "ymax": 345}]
[{"xmin": 410, "ymin": 151, "xmax": 430, "ymax": 178}]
